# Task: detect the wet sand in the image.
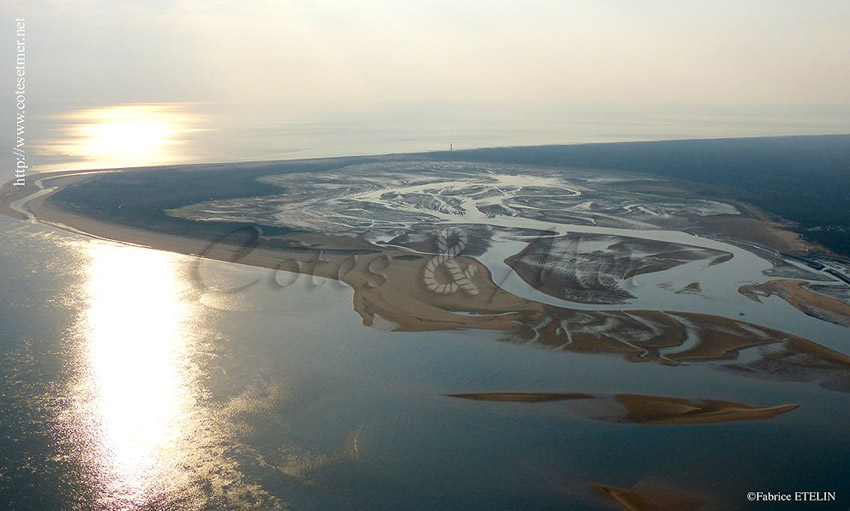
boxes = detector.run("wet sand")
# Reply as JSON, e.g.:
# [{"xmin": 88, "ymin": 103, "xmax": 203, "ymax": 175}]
[
  {"xmin": 691, "ymin": 200, "xmax": 811, "ymax": 254},
  {"xmin": 593, "ymin": 479, "xmax": 709, "ymax": 511},
  {"xmin": 448, "ymin": 392, "xmax": 799, "ymax": 425},
  {"xmin": 505, "ymin": 233, "xmax": 733, "ymax": 305},
  {"xmin": 3, "ymin": 167, "xmax": 850, "ymax": 511},
  {"xmin": 740, "ymin": 279, "xmax": 850, "ymax": 327},
  {"xmin": 0, "ymin": 178, "xmax": 31, "ymax": 220},
  {"xmin": 0, "ymin": 167, "xmax": 135, "ymax": 221},
  {"xmin": 3, "ymin": 169, "xmax": 849, "ymax": 385}
]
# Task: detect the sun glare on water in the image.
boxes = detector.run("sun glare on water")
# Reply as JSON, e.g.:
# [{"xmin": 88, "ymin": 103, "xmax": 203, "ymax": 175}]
[
  {"xmin": 38, "ymin": 104, "xmax": 202, "ymax": 171},
  {"xmin": 70, "ymin": 243, "xmax": 204, "ymax": 506}
]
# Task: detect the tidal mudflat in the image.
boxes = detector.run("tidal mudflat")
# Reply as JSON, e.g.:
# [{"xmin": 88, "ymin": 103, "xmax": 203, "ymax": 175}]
[{"xmin": 2, "ymin": 147, "xmax": 849, "ymax": 510}]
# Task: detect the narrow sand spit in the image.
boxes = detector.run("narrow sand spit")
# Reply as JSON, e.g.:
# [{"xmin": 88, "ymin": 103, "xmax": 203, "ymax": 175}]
[
  {"xmin": 740, "ymin": 279, "xmax": 850, "ymax": 327},
  {"xmin": 447, "ymin": 392, "xmax": 798, "ymax": 425}
]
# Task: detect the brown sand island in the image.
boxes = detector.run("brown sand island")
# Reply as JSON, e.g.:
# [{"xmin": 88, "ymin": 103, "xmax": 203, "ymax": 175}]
[
  {"xmin": 593, "ymin": 478, "xmax": 710, "ymax": 511},
  {"xmin": 740, "ymin": 279, "xmax": 850, "ymax": 327},
  {"xmin": 2, "ymin": 164, "xmax": 849, "ymax": 393},
  {"xmin": 447, "ymin": 392, "xmax": 798, "ymax": 425}
]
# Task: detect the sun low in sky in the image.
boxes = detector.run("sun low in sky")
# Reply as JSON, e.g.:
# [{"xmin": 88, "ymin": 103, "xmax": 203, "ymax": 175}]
[
  {"xmin": 33, "ymin": 104, "xmax": 203, "ymax": 170},
  {"xmin": 3, "ymin": 0, "xmax": 849, "ymax": 172}
]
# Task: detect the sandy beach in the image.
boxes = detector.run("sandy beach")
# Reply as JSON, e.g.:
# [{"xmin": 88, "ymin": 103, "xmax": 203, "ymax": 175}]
[{"xmin": 2, "ymin": 167, "xmax": 849, "ymax": 383}]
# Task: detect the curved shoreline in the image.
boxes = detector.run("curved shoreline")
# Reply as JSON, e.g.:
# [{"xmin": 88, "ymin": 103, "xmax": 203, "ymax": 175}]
[{"xmin": 1, "ymin": 163, "xmax": 848, "ymax": 362}]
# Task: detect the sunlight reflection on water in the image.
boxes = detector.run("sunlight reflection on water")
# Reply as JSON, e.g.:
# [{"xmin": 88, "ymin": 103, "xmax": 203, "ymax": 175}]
[
  {"xmin": 62, "ymin": 243, "xmax": 219, "ymax": 508},
  {"xmin": 29, "ymin": 101, "xmax": 850, "ymax": 173},
  {"xmin": 35, "ymin": 104, "xmax": 204, "ymax": 172},
  {"xmin": 76, "ymin": 244, "xmax": 196, "ymax": 504},
  {"xmin": 44, "ymin": 241, "xmax": 298, "ymax": 510}
]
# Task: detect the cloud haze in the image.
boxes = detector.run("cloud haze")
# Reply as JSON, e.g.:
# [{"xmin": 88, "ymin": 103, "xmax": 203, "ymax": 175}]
[{"xmin": 8, "ymin": 0, "xmax": 850, "ymax": 107}]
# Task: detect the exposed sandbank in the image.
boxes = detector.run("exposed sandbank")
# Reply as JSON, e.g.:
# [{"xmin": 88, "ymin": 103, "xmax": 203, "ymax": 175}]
[
  {"xmin": 593, "ymin": 479, "xmax": 709, "ymax": 511},
  {"xmin": 448, "ymin": 392, "xmax": 798, "ymax": 425},
  {"xmin": 740, "ymin": 279, "xmax": 850, "ymax": 327},
  {"xmin": 689, "ymin": 199, "xmax": 811, "ymax": 254},
  {"xmin": 2, "ymin": 168, "xmax": 849, "ymax": 394}
]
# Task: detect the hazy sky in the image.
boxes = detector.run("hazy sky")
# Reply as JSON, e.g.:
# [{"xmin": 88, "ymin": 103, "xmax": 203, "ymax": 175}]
[{"xmin": 8, "ymin": 0, "xmax": 850, "ymax": 108}]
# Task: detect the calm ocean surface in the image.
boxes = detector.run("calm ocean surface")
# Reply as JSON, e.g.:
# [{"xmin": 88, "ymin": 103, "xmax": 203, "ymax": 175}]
[
  {"xmin": 17, "ymin": 101, "xmax": 850, "ymax": 172},
  {"xmin": 2, "ymin": 106, "xmax": 850, "ymax": 509},
  {"xmin": 2, "ymin": 208, "xmax": 850, "ymax": 510}
]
